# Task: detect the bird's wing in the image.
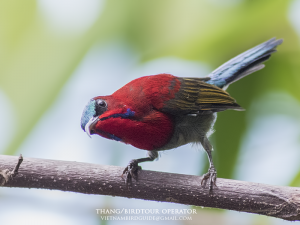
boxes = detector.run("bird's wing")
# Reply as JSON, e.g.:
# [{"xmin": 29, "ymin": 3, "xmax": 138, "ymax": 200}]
[{"xmin": 161, "ymin": 77, "xmax": 243, "ymax": 115}]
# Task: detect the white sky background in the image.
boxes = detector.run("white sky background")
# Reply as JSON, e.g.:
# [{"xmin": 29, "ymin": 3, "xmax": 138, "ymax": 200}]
[
  {"xmin": 1, "ymin": 0, "xmax": 300, "ymax": 224},
  {"xmin": 38, "ymin": 0, "xmax": 104, "ymax": 35},
  {"xmin": 289, "ymin": 0, "xmax": 300, "ymax": 39},
  {"xmin": 235, "ymin": 93, "xmax": 300, "ymax": 185}
]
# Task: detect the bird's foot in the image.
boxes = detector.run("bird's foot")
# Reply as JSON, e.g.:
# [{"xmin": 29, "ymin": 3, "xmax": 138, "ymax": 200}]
[
  {"xmin": 201, "ymin": 167, "xmax": 217, "ymax": 191},
  {"xmin": 121, "ymin": 159, "xmax": 142, "ymax": 188}
]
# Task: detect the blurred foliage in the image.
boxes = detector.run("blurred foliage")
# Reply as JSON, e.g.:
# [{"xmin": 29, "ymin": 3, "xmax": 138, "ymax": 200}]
[{"xmin": 0, "ymin": 0, "xmax": 299, "ymax": 185}]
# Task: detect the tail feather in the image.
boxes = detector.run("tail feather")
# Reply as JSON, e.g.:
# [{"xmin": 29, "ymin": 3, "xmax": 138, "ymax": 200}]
[{"xmin": 206, "ymin": 38, "xmax": 283, "ymax": 89}]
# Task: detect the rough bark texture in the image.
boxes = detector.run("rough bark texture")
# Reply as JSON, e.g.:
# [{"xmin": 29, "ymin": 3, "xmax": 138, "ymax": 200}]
[{"xmin": 1, "ymin": 155, "xmax": 300, "ymax": 221}]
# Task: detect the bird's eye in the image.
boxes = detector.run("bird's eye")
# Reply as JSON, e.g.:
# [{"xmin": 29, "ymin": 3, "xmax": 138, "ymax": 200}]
[
  {"xmin": 97, "ymin": 100, "xmax": 107, "ymax": 107},
  {"xmin": 94, "ymin": 99, "xmax": 107, "ymax": 116}
]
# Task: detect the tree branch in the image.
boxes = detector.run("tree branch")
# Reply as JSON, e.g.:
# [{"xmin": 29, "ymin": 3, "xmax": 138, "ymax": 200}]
[
  {"xmin": 0, "ymin": 154, "xmax": 23, "ymax": 185},
  {"xmin": 0, "ymin": 155, "xmax": 299, "ymax": 221}
]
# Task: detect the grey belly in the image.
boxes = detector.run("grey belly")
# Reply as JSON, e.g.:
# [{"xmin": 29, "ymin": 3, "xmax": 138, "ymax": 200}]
[{"xmin": 156, "ymin": 112, "xmax": 216, "ymax": 151}]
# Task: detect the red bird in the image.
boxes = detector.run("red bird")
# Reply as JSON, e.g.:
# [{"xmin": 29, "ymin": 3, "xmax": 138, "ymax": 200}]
[{"xmin": 81, "ymin": 38, "xmax": 282, "ymax": 190}]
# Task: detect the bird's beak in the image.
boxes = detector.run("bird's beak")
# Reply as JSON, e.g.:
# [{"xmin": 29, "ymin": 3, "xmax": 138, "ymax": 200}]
[{"xmin": 85, "ymin": 117, "xmax": 99, "ymax": 138}]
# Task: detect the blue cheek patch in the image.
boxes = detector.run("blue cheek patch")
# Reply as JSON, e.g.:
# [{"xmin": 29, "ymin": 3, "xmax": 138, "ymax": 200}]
[
  {"xmin": 100, "ymin": 108, "xmax": 135, "ymax": 121},
  {"xmin": 100, "ymin": 108, "xmax": 135, "ymax": 142}
]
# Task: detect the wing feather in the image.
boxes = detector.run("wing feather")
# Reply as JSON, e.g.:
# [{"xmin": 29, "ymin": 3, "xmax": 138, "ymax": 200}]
[{"xmin": 161, "ymin": 78, "xmax": 243, "ymax": 115}]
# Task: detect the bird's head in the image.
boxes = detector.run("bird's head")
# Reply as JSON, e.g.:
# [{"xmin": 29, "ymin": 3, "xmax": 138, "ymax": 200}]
[{"xmin": 81, "ymin": 97, "xmax": 108, "ymax": 137}]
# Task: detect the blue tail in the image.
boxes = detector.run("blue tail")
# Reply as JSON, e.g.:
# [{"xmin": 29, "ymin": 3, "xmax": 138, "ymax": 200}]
[{"xmin": 206, "ymin": 38, "xmax": 283, "ymax": 89}]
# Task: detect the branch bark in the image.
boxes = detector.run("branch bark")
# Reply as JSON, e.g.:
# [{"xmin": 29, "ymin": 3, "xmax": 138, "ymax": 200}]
[{"xmin": 0, "ymin": 154, "xmax": 300, "ymax": 221}]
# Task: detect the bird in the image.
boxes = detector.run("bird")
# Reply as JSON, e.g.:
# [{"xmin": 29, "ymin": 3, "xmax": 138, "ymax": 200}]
[{"xmin": 81, "ymin": 38, "xmax": 282, "ymax": 190}]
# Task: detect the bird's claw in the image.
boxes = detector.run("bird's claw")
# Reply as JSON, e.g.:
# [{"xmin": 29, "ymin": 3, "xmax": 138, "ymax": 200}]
[
  {"xmin": 201, "ymin": 167, "xmax": 217, "ymax": 191},
  {"xmin": 121, "ymin": 160, "xmax": 141, "ymax": 188}
]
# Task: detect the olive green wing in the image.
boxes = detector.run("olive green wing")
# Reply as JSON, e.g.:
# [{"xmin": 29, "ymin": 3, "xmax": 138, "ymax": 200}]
[{"xmin": 161, "ymin": 77, "xmax": 243, "ymax": 115}]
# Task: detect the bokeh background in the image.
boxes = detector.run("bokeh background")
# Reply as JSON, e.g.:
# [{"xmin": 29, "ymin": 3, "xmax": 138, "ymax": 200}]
[{"xmin": 0, "ymin": 0, "xmax": 300, "ymax": 224}]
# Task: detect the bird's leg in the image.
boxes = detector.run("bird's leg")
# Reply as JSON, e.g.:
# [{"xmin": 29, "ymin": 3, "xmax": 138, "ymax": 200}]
[
  {"xmin": 200, "ymin": 136, "xmax": 217, "ymax": 190},
  {"xmin": 122, "ymin": 151, "xmax": 158, "ymax": 187}
]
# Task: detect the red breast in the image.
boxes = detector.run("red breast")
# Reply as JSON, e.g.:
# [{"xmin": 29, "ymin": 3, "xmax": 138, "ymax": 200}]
[{"xmin": 92, "ymin": 74, "xmax": 181, "ymax": 150}]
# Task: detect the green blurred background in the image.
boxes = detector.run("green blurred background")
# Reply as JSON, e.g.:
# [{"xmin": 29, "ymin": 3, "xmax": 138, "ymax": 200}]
[{"xmin": 0, "ymin": 0, "xmax": 300, "ymax": 224}]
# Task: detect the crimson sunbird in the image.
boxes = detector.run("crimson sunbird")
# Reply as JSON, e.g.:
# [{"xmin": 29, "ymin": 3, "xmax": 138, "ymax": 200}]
[{"xmin": 81, "ymin": 38, "xmax": 282, "ymax": 190}]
